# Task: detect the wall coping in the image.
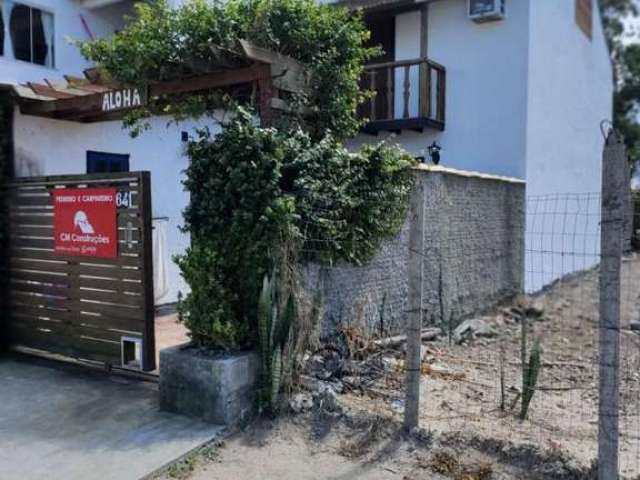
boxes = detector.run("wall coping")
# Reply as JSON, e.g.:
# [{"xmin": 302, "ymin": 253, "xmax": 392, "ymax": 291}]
[{"xmin": 414, "ymin": 163, "xmax": 526, "ymax": 185}]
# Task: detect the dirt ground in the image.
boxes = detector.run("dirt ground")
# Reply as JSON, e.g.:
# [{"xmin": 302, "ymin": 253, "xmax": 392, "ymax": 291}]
[
  {"xmin": 158, "ymin": 255, "xmax": 640, "ymax": 480},
  {"xmin": 341, "ymin": 254, "xmax": 640, "ymax": 477},
  {"xmin": 158, "ymin": 414, "xmax": 573, "ymax": 480}
]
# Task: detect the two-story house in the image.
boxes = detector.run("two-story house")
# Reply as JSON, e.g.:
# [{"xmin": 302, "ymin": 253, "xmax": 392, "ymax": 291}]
[
  {"xmin": 344, "ymin": 0, "xmax": 613, "ymax": 291},
  {"xmin": 0, "ymin": 0, "xmax": 613, "ymax": 301}
]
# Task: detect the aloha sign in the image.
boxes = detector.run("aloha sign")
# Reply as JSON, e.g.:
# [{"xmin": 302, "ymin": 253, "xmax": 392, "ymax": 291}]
[{"xmin": 102, "ymin": 87, "xmax": 147, "ymax": 113}]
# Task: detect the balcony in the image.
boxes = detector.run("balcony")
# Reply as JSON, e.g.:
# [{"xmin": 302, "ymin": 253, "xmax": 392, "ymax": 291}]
[{"xmin": 359, "ymin": 57, "xmax": 446, "ymax": 135}]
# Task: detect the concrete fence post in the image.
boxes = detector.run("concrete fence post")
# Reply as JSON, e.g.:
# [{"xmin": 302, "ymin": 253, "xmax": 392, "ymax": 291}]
[
  {"xmin": 404, "ymin": 171, "xmax": 425, "ymax": 431},
  {"xmin": 598, "ymin": 130, "xmax": 626, "ymax": 479},
  {"xmin": 623, "ymin": 153, "xmax": 633, "ymax": 255}
]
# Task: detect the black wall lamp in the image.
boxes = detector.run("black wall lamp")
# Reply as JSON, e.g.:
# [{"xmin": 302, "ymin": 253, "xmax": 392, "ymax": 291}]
[{"xmin": 427, "ymin": 141, "xmax": 442, "ymax": 165}]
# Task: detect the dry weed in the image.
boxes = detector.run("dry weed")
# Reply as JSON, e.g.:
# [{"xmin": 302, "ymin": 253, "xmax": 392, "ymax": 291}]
[{"xmin": 430, "ymin": 449, "xmax": 494, "ymax": 480}]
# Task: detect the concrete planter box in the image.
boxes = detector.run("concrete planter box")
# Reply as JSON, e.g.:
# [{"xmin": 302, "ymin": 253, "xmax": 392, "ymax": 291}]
[{"xmin": 159, "ymin": 344, "xmax": 259, "ymax": 427}]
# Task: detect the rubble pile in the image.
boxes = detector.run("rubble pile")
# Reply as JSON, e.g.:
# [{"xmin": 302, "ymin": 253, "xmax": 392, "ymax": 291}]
[{"xmin": 290, "ymin": 296, "xmax": 548, "ymax": 415}]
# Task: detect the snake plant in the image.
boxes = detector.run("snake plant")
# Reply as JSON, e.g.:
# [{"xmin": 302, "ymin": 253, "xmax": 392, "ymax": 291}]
[{"xmin": 258, "ymin": 272, "xmax": 294, "ymax": 411}]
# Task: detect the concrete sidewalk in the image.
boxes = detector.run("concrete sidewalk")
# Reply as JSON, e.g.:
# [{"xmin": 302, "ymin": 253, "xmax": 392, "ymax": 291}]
[{"xmin": 0, "ymin": 355, "xmax": 222, "ymax": 480}]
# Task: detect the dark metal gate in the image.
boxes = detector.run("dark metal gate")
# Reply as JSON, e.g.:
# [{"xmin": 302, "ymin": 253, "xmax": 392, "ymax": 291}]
[{"xmin": 5, "ymin": 172, "xmax": 155, "ymax": 371}]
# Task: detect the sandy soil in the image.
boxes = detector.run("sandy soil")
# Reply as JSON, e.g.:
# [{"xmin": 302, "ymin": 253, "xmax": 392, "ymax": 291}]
[
  {"xmin": 158, "ymin": 255, "xmax": 640, "ymax": 480},
  {"xmin": 341, "ymin": 254, "xmax": 640, "ymax": 478},
  {"xmin": 161, "ymin": 415, "xmax": 537, "ymax": 480}
]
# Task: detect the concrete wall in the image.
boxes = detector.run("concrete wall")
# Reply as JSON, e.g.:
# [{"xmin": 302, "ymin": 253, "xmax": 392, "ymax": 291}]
[
  {"xmin": 13, "ymin": 110, "xmax": 225, "ymax": 305},
  {"xmin": 348, "ymin": 0, "xmax": 531, "ymax": 180},
  {"xmin": 305, "ymin": 165, "xmax": 525, "ymax": 336},
  {"xmin": 0, "ymin": 0, "xmax": 133, "ymax": 84}
]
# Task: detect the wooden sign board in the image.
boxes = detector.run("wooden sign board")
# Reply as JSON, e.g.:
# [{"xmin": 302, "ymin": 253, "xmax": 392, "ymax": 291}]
[{"xmin": 102, "ymin": 87, "xmax": 147, "ymax": 113}]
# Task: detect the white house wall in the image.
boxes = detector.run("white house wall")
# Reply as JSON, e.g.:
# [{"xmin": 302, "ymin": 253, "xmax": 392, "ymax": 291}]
[
  {"xmin": 0, "ymin": 0, "xmax": 133, "ymax": 84},
  {"xmin": 394, "ymin": 11, "xmax": 421, "ymax": 119},
  {"xmin": 525, "ymin": 0, "xmax": 613, "ymax": 291},
  {"xmin": 13, "ymin": 111, "xmax": 222, "ymax": 305},
  {"xmin": 348, "ymin": 0, "xmax": 531, "ymax": 180}
]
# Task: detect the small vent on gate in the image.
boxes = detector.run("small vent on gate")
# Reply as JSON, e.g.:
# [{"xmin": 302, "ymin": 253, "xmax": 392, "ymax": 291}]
[{"xmin": 121, "ymin": 336, "xmax": 143, "ymax": 370}]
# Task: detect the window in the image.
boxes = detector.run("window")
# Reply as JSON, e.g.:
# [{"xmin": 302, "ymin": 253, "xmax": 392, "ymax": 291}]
[
  {"xmin": 0, "ymin": 1, "xmax": 54, "ymax": 67},
  {"xmin": 576, "ymin": 0, "xmax": 592, "ymax": 40},
  {"xmin": 87, "ymin": 151, "xmax": 130, "ymax": 174}
]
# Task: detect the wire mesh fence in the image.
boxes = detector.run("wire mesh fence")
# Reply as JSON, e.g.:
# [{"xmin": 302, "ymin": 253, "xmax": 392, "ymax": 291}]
[
  {"xmin": 300, "ymin": 139, "xmax": 638, "ymax": 477},
  {"xmin": 392, "ymin": 190, "xmax": 606, "ymax": 472},
  {"xmin": 406, "ymin": 151, "xmax": 637, "ymax": 476}
]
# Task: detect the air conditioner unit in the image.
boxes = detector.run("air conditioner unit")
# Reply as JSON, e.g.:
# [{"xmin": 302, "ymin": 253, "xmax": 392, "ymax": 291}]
[{"xmin": 468, "ymin": 0, "xmax": 505, "ymax": 23}]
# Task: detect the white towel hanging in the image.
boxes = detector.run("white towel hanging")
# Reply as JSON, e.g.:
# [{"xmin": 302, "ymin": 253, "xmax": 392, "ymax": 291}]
[{"xmin": 152, "ymin": 218, "xmax": 170, "ymax": 304}]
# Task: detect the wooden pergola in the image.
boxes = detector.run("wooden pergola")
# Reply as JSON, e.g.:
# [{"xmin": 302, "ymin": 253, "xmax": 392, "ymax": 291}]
[{"xmin": 3, "ymin": 41, "xmax": 307, "ymax": 125}]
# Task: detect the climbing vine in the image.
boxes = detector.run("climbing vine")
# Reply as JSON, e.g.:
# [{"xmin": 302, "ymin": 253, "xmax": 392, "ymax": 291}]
[
  {"xmin": 80, "ymin": 0, "xmax": 376, "ymax": 140},
  {"xmin": 80, "ymin": 0, "xmax": 415, "ymax": 358}
]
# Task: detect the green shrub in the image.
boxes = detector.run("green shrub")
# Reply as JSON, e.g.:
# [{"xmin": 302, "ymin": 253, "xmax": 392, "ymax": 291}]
[
  {"xmin": 176, "ymin": 244, "xmax": 247, "ymax": 350},
  {"xmin": 177, "ymin": 111, "xmax": 414, "ymax": 349},
  {"xmin": 79, "ymin": 0, "xmax": 414, "ymax": 352}
]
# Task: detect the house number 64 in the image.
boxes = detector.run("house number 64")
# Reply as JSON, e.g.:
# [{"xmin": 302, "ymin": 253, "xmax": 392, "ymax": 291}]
[{"xmin": 116, "ymin": 191, "xmax": 131, "ymax": 208}]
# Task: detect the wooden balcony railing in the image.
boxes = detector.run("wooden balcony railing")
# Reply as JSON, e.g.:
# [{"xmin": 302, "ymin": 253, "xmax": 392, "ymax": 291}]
[{"xmin": 359, "ymin": 57, "xmax": 446, "ymax": 134}]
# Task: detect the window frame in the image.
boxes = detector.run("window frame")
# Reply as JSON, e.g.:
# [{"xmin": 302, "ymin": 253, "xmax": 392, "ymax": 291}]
[{"xmin": 1, "ymin": 0, "xmax": 55, "ymax": 68}]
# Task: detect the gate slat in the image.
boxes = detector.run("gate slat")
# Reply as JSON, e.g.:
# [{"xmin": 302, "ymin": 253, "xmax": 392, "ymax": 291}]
[
  {"xmin": 11, "ymin": 237, "xmax": 54, "ymax": 249},
  {"xmin": 75, "ymin": 265, "xmax": 143, "ymax": 281},
  {"xmin": 9, "ymin": 269, "xmax": 69, "ymax": 284},
  {"xmin": 11, "ymin": 324, "xmax": 123, "ymax": 365},
  {"xmin": 77, "ymin": 277, "xmax": 143, "ymax": 294},
  {"xmin": 76, "ymin": 302, "xmax": 144, "ymax": 322},
  {"xmin": 13, "ymin": 307, "xmax": 145, "ymax": 334},
  {"xmin": 75, "ymin": 314, "xmax": 145, "ymax": 332},
  {"xmin": 11, "ymin": 304, "xmax": 75, "ymax": 322},
  {"xmin": 9, "ymin": 215, "xmax": 54, "ymax": 226},
  {"xmin": 5, "ymin": 171, "xmax": 156, "ymax": 370},
  {"xmin": 10, "ymin": 282, "xmax": 71, "ymax": 297},
  {"xmin": 78, "ymin": 289, "xmax": 144, "ymax": 307},
  {"xmin": 9, "ymin": 248, "xmax": 142, "ymax": 267},
  {"xmin": 11, "ymin": 258, "xmax": 72, "ymax": 274}
]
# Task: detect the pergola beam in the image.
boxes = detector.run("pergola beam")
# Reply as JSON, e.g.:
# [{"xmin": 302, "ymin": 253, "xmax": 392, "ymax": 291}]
[
  {"xmin": 20, "ymin": 64, "xmax": 272, "ymax": 119},
  {"xmin": 150, "ymin": 63, "xmax": 271, "ymax": 97},
  {"xmin": 15, "ymin": 42, "xmax": 307, "ymax": 123},
  {"xmin": 27, "ymin": 82, "xmax": 77, "ymax": 100}
]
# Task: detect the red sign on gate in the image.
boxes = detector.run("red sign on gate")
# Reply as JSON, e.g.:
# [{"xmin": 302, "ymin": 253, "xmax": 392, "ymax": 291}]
[{"xmin": 53, "ymin": 188, "xmax": 118, "ymax": 258}]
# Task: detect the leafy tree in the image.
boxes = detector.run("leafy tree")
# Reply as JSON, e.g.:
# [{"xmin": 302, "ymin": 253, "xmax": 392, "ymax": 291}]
[{"xmin": 600, "ymin": 0, "xmax": 640, "ymax": 170}]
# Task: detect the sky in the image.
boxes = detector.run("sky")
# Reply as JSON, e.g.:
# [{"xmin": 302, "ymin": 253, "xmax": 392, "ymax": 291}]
[
  {"xmin": 622, "ymin": 0, "xmax": 640, "ymax": 44},
  {"xmin": 623, "ymin": 19, "xmax": 640, "ymax": 45}
]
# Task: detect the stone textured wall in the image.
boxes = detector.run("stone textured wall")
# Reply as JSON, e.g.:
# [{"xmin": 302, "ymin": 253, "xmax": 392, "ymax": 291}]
[{"xmin": 304, "ymin": 165, "xmax": 525, "ymax": 337}]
